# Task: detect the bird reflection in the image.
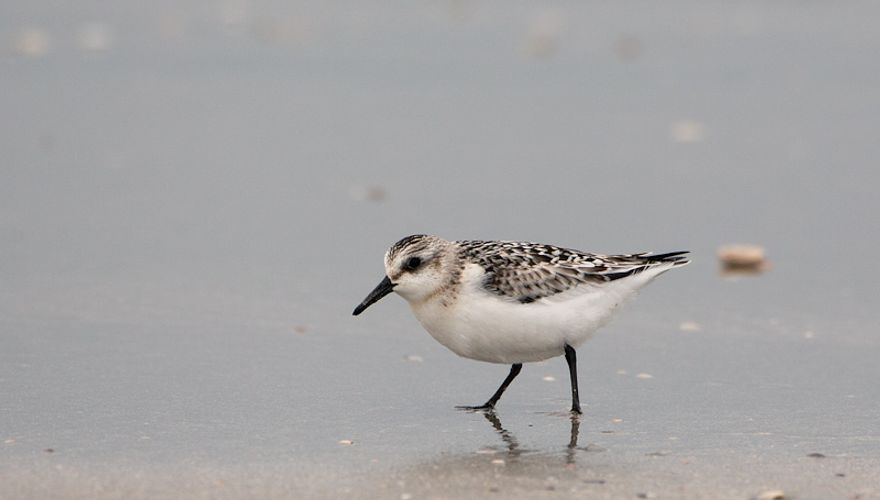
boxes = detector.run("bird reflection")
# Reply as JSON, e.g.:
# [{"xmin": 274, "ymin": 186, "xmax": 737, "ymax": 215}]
[
  {"xmin": 477, "ymin": 410, "xmax": 589, "ymax": 464},
  {"xmin": 481, "ymin": 410, "xmax": 522, "ymax": 457},
  {"xmin": 566, "ymin": 413, "xmax": 580, "ymax": 465}
]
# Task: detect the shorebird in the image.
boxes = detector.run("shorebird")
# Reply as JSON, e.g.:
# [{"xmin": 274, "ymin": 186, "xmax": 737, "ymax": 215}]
[{"xmin": 353, "ymin": 235, "xmax": 689, "ymax": 413}]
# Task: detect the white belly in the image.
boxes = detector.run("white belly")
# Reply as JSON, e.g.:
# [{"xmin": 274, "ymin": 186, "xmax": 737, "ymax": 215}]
[{"xmin": 408, "ymin": 267, "xmax": 660, "ymax": 364}]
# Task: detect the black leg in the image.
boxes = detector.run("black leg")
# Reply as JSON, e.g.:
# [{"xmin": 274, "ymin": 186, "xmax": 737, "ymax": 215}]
[
  {"xmin": 564, "ymin": 344, "xmax": 582, "ymax": 414},
  {"xmin": 456, "ymin": 363, "xmax": 522, "ymax": 411}
]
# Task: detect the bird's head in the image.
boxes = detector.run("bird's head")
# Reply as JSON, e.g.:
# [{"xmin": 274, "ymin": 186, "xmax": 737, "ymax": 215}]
[{"xmin": 353, "ymin": 234, "xmax": 453, "ymax": 315}]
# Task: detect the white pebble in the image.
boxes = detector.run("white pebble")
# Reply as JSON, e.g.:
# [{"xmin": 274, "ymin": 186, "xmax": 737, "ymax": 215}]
[
  {"xmin": 542, "ymin": 375, "xmax": 556, "ymax": 382},
  {"xmin": 679, "ymin": 321, "xmax": 702, "ymax": 332},
  {"xmin": 77, "ymin": 22, "xmax": 113, "ymax": 52},
  {"xmin": 636, "ymin": 373, "xmax": 654, "ymax": 379},
  {"xmin": 405, "ymin": 355, "xmax": 424, "ymax": 363},
  {"xmin": 338, "ymin": 439, "xmax": 354, "ymax": 446},
  {"xmin": 491, "ymin": 458, "xmax": 505, "ymax": 465},
  {"xmin": 756, "ymin": 490, "xmax": 785, "ymax": 500}
]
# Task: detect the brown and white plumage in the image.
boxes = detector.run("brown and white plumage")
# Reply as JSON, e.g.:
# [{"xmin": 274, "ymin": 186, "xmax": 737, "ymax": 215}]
[
  {"xmin": 355, "ymin": 234, "xmax": 689, "ymax": 412},
  {"xmin": 457, "ymin": 239, "xmax": 689, "ymax": 304},
  {"xmin": 366, "ymin": 234, "xmax": 689, "ymax": 363}
]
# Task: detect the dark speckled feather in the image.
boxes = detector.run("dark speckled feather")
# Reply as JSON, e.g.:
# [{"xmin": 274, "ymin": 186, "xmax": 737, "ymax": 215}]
[{"xmin": 456, "ymin": 240, "xmax": 689, "ymax": 304}]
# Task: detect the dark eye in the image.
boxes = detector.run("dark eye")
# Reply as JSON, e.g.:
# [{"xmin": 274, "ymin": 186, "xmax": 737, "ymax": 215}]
[{"xmin": 404, "ymin": 256, "xmax": 422, "ymax": 271}]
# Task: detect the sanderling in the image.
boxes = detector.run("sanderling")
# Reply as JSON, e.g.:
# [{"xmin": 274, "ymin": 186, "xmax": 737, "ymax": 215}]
[{"xmin": 353, "ymin": 235, "xmax": 689, "ymax": 414}]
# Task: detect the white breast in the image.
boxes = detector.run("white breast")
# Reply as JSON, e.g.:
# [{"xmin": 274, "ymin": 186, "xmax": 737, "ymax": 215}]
[{"xmin": 406, "ymin": 263, "xmax": 671, "ymax": 364}]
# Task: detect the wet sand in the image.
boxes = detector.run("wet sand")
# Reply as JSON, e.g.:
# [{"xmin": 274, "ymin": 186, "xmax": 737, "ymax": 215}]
[{"xmin": 2, "ymin": 1, "xmax": 879, "ymax": 499}]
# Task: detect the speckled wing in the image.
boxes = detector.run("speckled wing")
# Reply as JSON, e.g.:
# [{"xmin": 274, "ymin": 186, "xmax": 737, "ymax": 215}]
[{"xmin": 457, "ymin": 241, "xmax": 689, "ymax": 304}]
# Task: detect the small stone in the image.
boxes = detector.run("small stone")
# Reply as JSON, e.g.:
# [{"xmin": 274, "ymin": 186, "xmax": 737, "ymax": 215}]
[
  {"xmin": 613, "ymin": 35, "xmax": 642, "ymax": 62},
  {"xmin": 755, "ymin": 490, "xmax": 785, "ymax": 500},
  {"xmin": 542, "ymin": 375, "xmax": 556, "ymax": 382},
  {"xmin": 637, "ymin": 493, "xmax": 656, "ymax": 499},
  {"xmin": 636, "ymin": 373, "xmax": 653, "ymax": 379},
  {"xmin": 365, "ymin": 186, "xmax": 387, "ymax": 202},
  {"xmin": 491, "ymin": 458, "xmax": 505, "ymax": 465},
  {"xmin": 475, "ymin": 448, "xmax": 497, "ymax": 455},
  {"xmin": 338, "ymin": 439, "xmax": 354, "ymax": 446},
  {"xmin": 669, "ymin": 120, "xmax": 705, "ymax": 143},
  {"xmin": 835, "ymin": 473, "xmax": 846, "ymax": 477},
  {"xmin": 405, "ymin": 355, "xmax": 424, "ymax": 363},
  {"xmin": 807, "ymin": 452, "xmax": 826, "ymax": 458},
  {"xmin": 293, "ymin": 325, "xmax": 308, "ymax": 335},
  {"xmin": 14, "ymin": 27, "xmax": 51, "ymax": 57},
  {"xmin": 611, "ymin": 418, "xmax": 623, "ymax": 424},
  {"xmin": 400, "ymin": 494, "xmax": 413, "ymax": 500},
  {"xmin": 524, "ymin": 10, "xmax": 564, "ymax": 58},
  {"xmin": 583, "ymin": 479, "xmax": 606, "ymax": 484},
  {"xmin": 646, "ymin": 451, "xmax": 669, "ymax": 457},
  {"xmin": 679, "ymin": 321, "xmax": 702, "ymax": 332},
  {"xmin": 44, "ymin": 448, "xmax": 54, "ymax": 453},
  {"xmin": 349, "ymin": 185, "xmax": 387, "ymax": 202}
]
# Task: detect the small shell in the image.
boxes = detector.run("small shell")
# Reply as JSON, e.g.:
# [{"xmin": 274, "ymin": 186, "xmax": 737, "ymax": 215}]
[
  {"xmin": 718, "ymin": 245, "xmax": 769, "ymax": 275},
  {"xmin": 755, "ymin": 490, "xmax": 785, "ymax": 500}
]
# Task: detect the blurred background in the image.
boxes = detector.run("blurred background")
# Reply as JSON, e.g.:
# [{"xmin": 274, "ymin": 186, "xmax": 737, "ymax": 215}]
[{"xmin": 2, "ymin": 1, "xmax": 879, "ymax": 498}]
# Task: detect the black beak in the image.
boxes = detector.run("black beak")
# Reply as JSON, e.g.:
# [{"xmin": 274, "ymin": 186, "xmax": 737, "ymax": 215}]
[{"xmin": 352, "ymin": 276, "xmax": 396, "ymax": 316}]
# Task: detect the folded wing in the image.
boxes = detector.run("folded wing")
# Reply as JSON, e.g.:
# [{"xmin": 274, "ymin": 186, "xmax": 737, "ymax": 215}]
[{"xmin": 458, "ymin": 241, "xmax": 689, "ymax": 304}]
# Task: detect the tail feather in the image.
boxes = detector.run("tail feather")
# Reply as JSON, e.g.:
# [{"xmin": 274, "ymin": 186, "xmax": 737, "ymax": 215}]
[{"xmin": 645, "ymin": 250, "xmax": 690, "ymax": 266}]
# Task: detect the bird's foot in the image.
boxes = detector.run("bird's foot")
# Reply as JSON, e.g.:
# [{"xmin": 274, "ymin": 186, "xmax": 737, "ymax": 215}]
[
  {"xmin": 570, "ymin": 405, "xmax": 582, "ymax": 415},
  {"xmin": 455, "ymin": 403, "xmax": 495, "ymax": 412}
]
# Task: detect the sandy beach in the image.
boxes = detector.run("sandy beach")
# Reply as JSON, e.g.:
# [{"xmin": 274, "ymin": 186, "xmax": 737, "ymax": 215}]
[{"xmin": 2, "ymin": 1, "xmax": 879, "ymax": 498}]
